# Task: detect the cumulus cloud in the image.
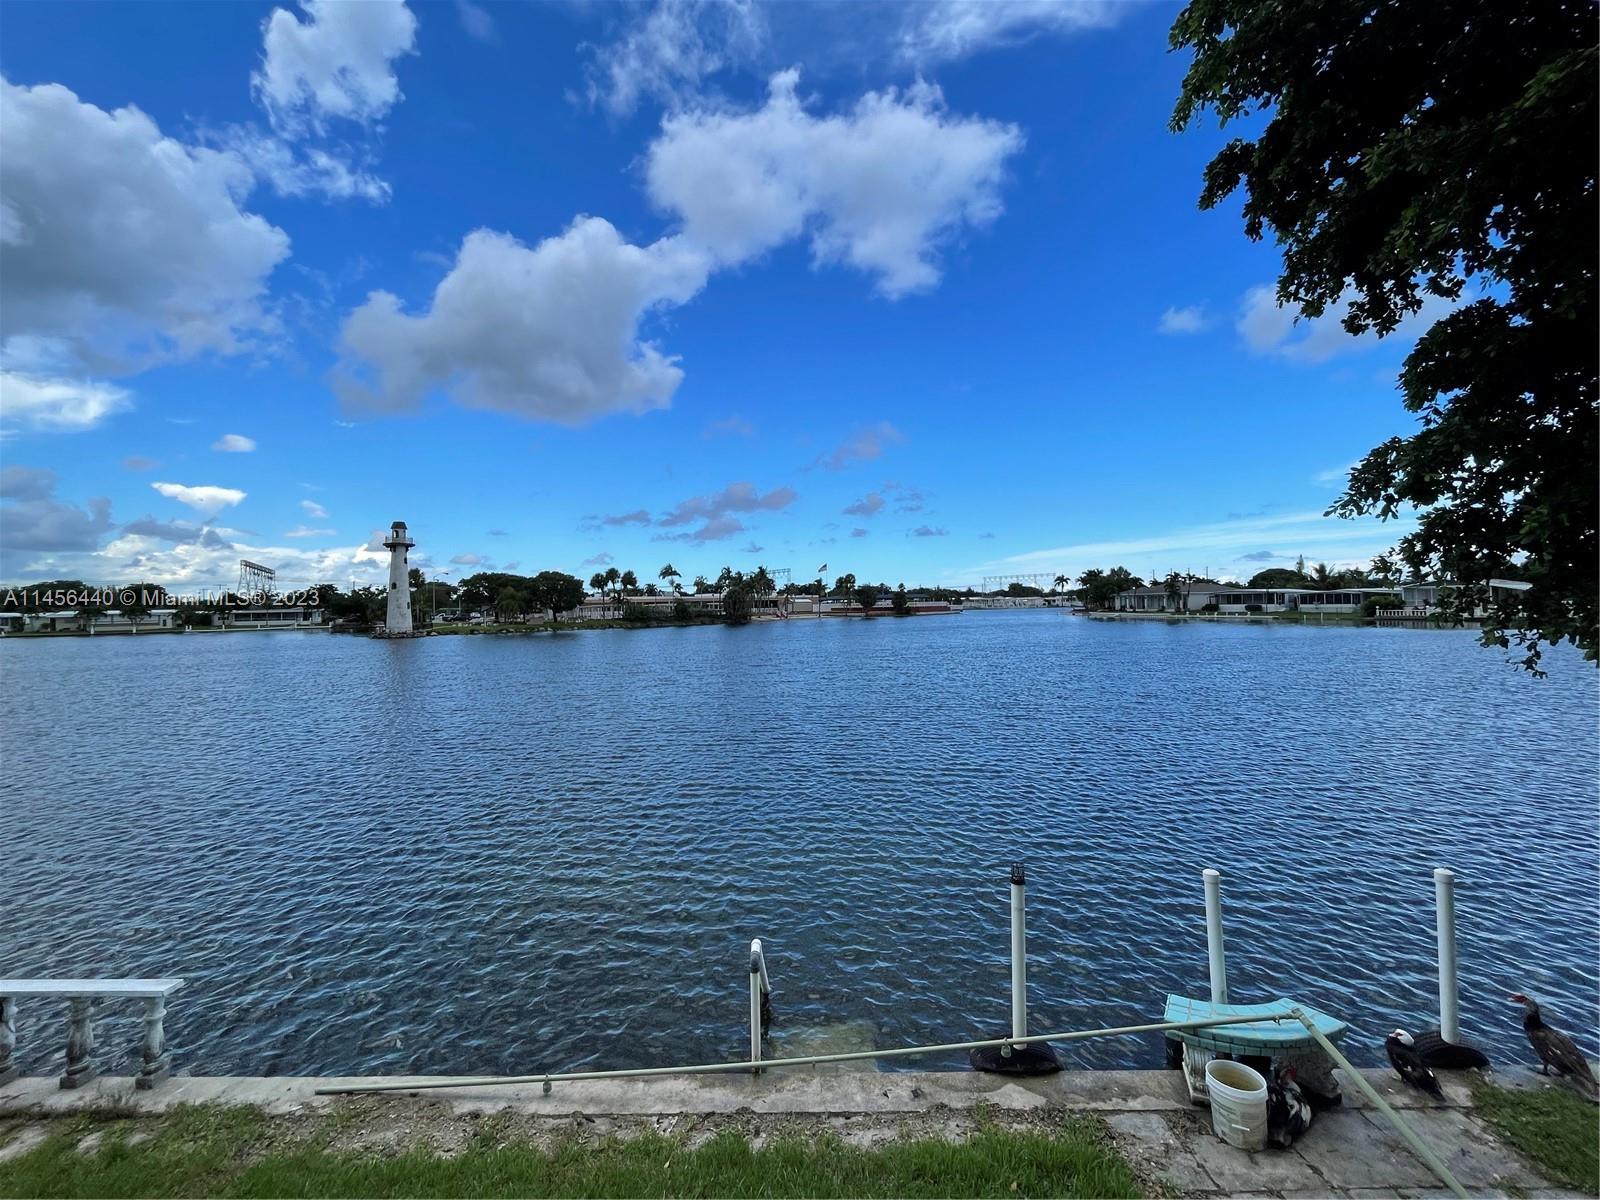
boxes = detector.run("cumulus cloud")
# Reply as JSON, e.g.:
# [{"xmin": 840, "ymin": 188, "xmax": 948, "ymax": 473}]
[
  {"xmin": 897, "ymin": 0, "xmax": 1122, "ymax": 65},
  {"xmin": 336, "ymin": 220, "xmax": 712, "ymax": 423},
  {"xmin": 301, "ymin": 498, "xmax": 329, "ymax": 518},
  {"xmin": 450, "ymin": 552, "xmax": 486, "ymax": 565},
  {"xmin": 254, "ymin": 0, "xmax": 418, "ymax": 136},
  {"xmin": 0, "ymin": 372, "xmax": 132, "ymax": 432},
  {"xmin": 843, "ymin": 491, "xmax": 885, "ymax": 517},
  {"xmin": 910, "ymin": 525, "xmax": 949, "ymax": 537},
  {"xmin": 585, "ymin": 0, "xmax": 766, "ymax": 117},
  {"xmin": 656, "ymin": 480, "xmax": 796, "ymax": 542},
  {"xmin": 1237, "ymin": 284, "xmax": 1454, "ymax": 364},
  {"xmin": 646, "ymin": 70, "xmax": 1022, "ymax": 298},
  {"xmin": 582, "ymin": 551, "xmax": 615, "ymax": 566},
  {"xmin": 740, "ymin": 540, "xmax": 764, "ymax": 553},
  {"xmin": 213, "ymin": 433, "xmax": 257, "ymax": 452},
  {"xmin": 850, "ymin": 527, "xmax": 869, "ymax": 538},
  {"xmin": 0, "ymin": 465, "xmax": 113, "ymax": 578},
  {"xmin": 150, "ymin": 481, "xmax": 247, "ymax": 516},
  {"xmin": 1237, "ymin": 550, "xmax": 1283, "ymax": 562},
  {"xmin": 822, "ymin": 421, "xmax": 902, "ymax": 470},
  {"xmin": 1, "ymin": 79, "xmax": 290, "ymax": 376},
  {"xmin": 1158, "ymin": 305, "xmax": 1208, "ymax": 335}
]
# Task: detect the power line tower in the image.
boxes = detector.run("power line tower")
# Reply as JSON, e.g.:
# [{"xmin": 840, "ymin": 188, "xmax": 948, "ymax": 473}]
[{"xmin": 237, "ymin": 559, "xmax": 276, "ymax": 601}]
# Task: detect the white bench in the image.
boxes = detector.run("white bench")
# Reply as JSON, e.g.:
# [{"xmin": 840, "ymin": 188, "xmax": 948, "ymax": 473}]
[{"xmin": 0, "ymin": 978, "xmax": 184, "ymax": 1090}]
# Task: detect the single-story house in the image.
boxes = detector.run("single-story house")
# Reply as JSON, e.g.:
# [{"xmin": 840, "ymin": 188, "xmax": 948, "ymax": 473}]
[
  {"xmin": 1399, "ymin": 578, "xmax": 1531, "ymax": 615},
  {"xmin": 220, "ymin": 606, "xmax": 324, "ymax": 630}
]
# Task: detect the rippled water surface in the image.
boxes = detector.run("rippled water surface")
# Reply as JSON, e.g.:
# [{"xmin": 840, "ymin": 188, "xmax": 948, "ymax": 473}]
[{"xmin": 3, "ymin": 614, "xmax": 1597, "ymax": 1077}]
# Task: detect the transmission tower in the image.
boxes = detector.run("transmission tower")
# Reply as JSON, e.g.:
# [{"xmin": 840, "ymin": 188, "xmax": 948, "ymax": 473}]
[{"xmin": 237, "ymin": 559, "xmax": 276, "ymax": 601}]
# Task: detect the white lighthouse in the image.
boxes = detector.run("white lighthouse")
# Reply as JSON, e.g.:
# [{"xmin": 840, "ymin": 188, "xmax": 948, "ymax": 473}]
[{"xmin": 382, "ymin": 520, "xmax": 415, "ymax": 636}]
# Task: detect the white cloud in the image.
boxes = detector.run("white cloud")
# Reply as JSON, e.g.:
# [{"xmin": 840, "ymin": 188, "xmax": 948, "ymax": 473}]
[
  {"xmin": 897, "ymin": 0, "xmax": 1122, "ymax": 65},
  {"xmin": 222, "ymin": 128, "xmax": 390, "ymax": 203},
  {"xmin": 0, "ymin": 371, "xmax": 132, "ymax": 432},
  {"xmin": 456, "ymin": 0, "xmax": 495, "ymax": 43},
  {"xmin": 1158, "ymin": 305, "xmax": 1208, "ymax": 335},
  {"xmin": 254, "ymin": 0, "xmax": 418, "ymax": 136},
  {"xmin": 284, "ymin": 524, "xmax": 336, "ymax": 538},
  {"xmin": 585, "ymin": 0, "xmax": 766, "ymax": 117},
  {"xmin": 0, "ymin": 78, "xmax": 290, "ymax": 372},
  {"xmin": 301, "ymin": 498, "xmax": 329, "ymax": 519},
  {"xmin": 450, "ymin": 552, "xmax": 486, "ymax": 566},
  {"xmin": 1237, "ymin": 284, "xmax": 1455, "ymax": 363},
  {"xmin": 822, "ymin": 421, "xmax": 903, "ymax": 469},
  {"xmin": 646, "ymin": 69, "xmax": 1023, "ymax": 298},
  {"xmin": 151, "ymin": 481, "xmax": 247, "ymax": 516},
  {"xmin": 213, "ymin": 433, "xmax": 257, "ymax": 452},
  {"xmin": 1314, "ymin": 462, "xmax": 1358, "ymax": 487},
  {"xmin": 336, "ymin": 220, "xmax": 713, "ymax": 423},
  {"xmin": 656, "ymin": 480, "xmax": 796, "ymax": 542},
  {"xmin": 843, "ymin": 491, "xmax": 885, "ymax": 517}
]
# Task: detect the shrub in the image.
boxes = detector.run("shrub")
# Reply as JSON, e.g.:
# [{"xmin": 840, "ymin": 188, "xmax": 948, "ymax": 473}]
[
  {"xmin": 673, "ymin": 598, "xmax": 691, "ymax": 622},
  {"xmin": 1244, "ymin": 603, "xmax": 1263, "ymax": 613},
  {"xmin": 1199, "ymin": 602, "xmax": 1218, "ymax": 614},
  {"xmin": 1361, "ymin": 592, "xmax": 1403, "ymax": 619},
  {"xmin": 622, "ymin": 602, "xmax": 654, "ymax": 623}
]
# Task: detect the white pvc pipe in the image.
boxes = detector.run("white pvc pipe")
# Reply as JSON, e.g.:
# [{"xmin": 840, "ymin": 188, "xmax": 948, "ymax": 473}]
[
  {"xmin": 749, "ymin": 939, "xmax": 765, "ymax": 1073},
  {"xmin": 1434, "ymin": 868, "xmax": 1459, "ymax": 1043},
  {"xmin": 1203, "ymin": 868, "xmax": 1228, "ymax": 1005},
  {"xmin": 1010, "ymin": 864, "xmax": 1026, "ymax": 1043}
]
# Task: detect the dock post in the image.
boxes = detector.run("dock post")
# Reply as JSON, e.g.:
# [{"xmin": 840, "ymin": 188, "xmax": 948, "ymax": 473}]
[
  {"xmin": 1203, "ymin": 868, "xmax": 1228, "ymax": 1005},
  {"xmin": 749, "ymin": 939, "xmax": 766, "ymax": 1074},
  {"xmin": 1434, "ymin": 868, "xmax": 1459, "ymax": 1043},
  {"xmin": 1010, "ymin": 863, "xmax": 1027, "ymax": 1048}
]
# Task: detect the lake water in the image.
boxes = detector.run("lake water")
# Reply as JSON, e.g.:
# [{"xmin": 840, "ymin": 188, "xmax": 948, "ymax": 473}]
[{"xmin": 3, "ymin": 613, "xmax": 1596, "ymax": 1079}]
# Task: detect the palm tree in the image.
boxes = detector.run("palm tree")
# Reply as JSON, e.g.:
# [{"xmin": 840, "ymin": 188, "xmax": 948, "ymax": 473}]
[
  {"xmin": 1310, "ymin": 561, "xmax": 1336, "ymax": 589},
  {"xmin": 589, "ymin": 571, "xmax": 606, "ymax": 598},
  {"xmin": 620, "ymin": 569, "xmax": 638, "ymax": 595},
  {"xmin": 692, "ymin": 575, "xmax": 710, "ymax": 595},
  {"xmin": 659, "ymin": 563, "xmax": 682, "ymax": 595}
]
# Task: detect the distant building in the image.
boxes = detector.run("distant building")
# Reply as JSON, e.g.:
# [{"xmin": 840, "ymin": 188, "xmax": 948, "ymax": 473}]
[
  {"xmin": 220, "ymin": 606, "xmax": 325, "ymax": 630},
  {"xmin": 1399, "ymin": 578, "xmax": 1531, "ymax": 615}
]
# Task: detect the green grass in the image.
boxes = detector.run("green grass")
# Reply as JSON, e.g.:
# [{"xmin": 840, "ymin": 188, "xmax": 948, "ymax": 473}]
[
  {"xmin": 1473, "ymin": 1081, "xmax": 1599, "ymax": 1195},
  {"xmin": 0, "ymin": 1107, "xmax": 1141, "ymax": 1199}
]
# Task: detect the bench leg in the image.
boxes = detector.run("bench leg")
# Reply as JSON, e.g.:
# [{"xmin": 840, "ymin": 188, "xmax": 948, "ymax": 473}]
[
  {"xmin": 136, "ymin": 996, "xmax": 169, "ymax": 1090},
  {"xmin": 0, "ymin": 997, "xmax": 17, "ymax": 1086},
  {"xmin": 61, "ymin": 997, "xmax": 96, "ymax": 1089}
]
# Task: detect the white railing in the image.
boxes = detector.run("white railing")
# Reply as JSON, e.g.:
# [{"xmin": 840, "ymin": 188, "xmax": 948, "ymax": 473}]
[{"xmin": 0, "ymin": 978, "xmax": 184, "ymax": 1090}]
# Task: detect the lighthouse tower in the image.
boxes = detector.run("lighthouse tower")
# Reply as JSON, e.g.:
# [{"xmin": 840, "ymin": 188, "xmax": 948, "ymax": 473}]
[{"xmin": 382, "ymin": 521, "xmax": 415, "ymax": 636}]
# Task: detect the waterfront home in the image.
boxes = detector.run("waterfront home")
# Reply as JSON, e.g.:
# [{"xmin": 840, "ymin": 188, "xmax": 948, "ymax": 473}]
[
  {"xmin": 19, "ymin": 608, "xmax": 180, "ymax": 633},
  {"xmin": 219, "ymin": 605, "xmax": 325, "ymax": 630},
  {"xmin": 1114, "ymin": 582, "xmax": 1230, "ymax": 612},
  {"xmin": 1400, "ymin": 578, "xmax": 1531, "ymax": 614}
]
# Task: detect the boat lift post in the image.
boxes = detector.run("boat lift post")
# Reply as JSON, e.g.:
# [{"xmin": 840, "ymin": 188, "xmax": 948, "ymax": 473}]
[
  {"xmin": 1434, "ymin": 868, "xmax": 1459, "ymax": 1044},
  {"xmin": 1203, "ymin": 868, "xmax": 1228, "ymax": 1005},
  {"xmin": 1009, "ymin": 862, "xmax": 1027, "ymax": 1051},
  {"xmin": 749, "ymin": 939, "xmax": 772, "ymax": 1074}
]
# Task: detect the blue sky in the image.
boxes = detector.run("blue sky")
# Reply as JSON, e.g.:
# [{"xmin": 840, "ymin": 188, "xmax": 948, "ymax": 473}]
[{"xmin": 0, "ymin": 0, "xmax": 1431, "ymax": 592}]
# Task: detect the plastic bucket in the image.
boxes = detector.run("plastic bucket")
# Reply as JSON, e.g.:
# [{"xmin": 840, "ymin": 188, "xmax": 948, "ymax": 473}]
[{"xmin": 1204, "ymin": 1059, "xmax": 1268, "ymax": 1150}]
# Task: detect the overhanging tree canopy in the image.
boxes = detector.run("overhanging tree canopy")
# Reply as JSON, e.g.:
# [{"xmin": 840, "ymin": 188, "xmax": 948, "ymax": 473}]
[{"xmin": 1171, "ymin": 0, "xmax": 1597, "ymax": 670}]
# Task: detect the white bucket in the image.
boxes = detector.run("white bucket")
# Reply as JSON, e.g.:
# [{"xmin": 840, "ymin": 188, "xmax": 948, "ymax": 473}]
[{"xmin": 1204, "ymin": 1059, "xmax": 1268, "ymax": 1151}]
